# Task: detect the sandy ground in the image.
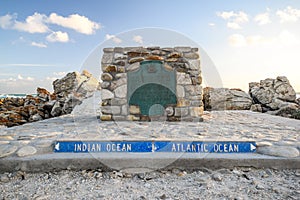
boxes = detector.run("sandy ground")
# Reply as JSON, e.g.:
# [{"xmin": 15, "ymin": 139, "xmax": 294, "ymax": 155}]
[{"xmin": 1, "ymin": 168, "xmax": 300, "ymax": 200}]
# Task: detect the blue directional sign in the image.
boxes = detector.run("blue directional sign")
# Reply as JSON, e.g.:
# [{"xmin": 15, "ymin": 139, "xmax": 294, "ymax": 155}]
[
  {"xmin": 154, "ymin": 141, "xmax": 256, "ymax": 153},
  {"xmin": 54, "ymin": 141, "xmax": 256, "ymax": 153},
  {"xmin": 54, "ymin": 141, "xmax": 153, "ymax": 153}
]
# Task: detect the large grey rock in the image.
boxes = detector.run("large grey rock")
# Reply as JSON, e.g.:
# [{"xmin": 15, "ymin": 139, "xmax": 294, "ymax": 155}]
[
  {"xmin": 296, "ymin": 97, "xmax": 300, "ymax": 106},
  {"xmin": 203, "ymin": 88, "xmax": 252, "ymax": 110},
  {"xmin": 249, "ymin": 76, "xmax": 299, "ymax": 119},
  {"xmin": 62, "ymin": 96, "xmax": 82, "ymax": 114},
  {"xmin": 52, "ymin": 70, "xmax": 100, "ymax": 115},
  {"xmin": 50, "ymin": 101, "xmax": 62, "ymax": 117},
  {"xmin": 249, "ymin": 76, "xmax": 296, "ymax": 110},
  {"xmin": 274, "ymin": 104, "xmax": 300, "ymax": 119}
]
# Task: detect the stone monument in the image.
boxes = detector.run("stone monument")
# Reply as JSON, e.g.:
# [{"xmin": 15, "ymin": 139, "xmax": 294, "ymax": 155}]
[{"xmin": 100, "ymin": 46, "xmax": 203, "ymax": 121}]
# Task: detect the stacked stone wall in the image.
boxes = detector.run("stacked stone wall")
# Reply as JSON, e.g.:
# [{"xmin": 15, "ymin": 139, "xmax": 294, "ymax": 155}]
[{"xmin": 100, "ymin": 46, "xmax": 203, "ymax": 121}]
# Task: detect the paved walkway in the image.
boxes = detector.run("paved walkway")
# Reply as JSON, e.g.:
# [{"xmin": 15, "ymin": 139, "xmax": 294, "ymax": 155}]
[{"xmin": 0, "ymin": 104, "xmax": 299, "ymax": 172}]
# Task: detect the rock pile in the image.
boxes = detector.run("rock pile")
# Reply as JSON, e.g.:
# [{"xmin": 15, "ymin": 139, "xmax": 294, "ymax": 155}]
[
  {"xmin": 249, "ymin": 76, "xmax": 300, "ymax": 119},
  {"xmin": 203, "ymin": 87, "xmax": 252, "ymax": 110},
  {"xmin": 0, "ymin": 70, "xmax": 99, "ymax": 127},
  {"xmin": 202, "ymin": 76, "xmax": 299, "ymax": 120}
]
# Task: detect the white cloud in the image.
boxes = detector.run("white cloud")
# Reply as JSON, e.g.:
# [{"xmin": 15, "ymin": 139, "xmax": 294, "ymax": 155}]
[
  {"xmin": 53, "ymin": 71, "xmax": 67, "ymax": 76},
  {"xmin": 17, "ymin": 74, "xmax": 23, "ymax": 80},
  {"xmin": 13, "ymin": 12, "xmax": 49, "ymax": 33},
  {"xmin": 0, "ymin": 14, "xmax": 14, "ymax": 29},
  {"xmin": 26, "ymin": 77, "xmax": 34, "ymax": 81},
  {"xmin": 234, "ymin": 11, "xmax": 248, "ymax": 23},
  {"xmin": 276, "ymin": 6, "xmax": 300, "ymax": 23},
  {"xmin": 217, "ymin": 11, "xmax": 249, "ymax": 29},
  {"xmin": 228, "ymin": 34, "xmax": 247, "ymax": 47},
  {"xmin": 31, "ymin": 42, "xmax": 47, "ymax": 48},
  {"xmin": 133, "ymin": 35, "xmax": 143, "ymax": 44},
  {"xmin": 48, "ymin": 13, "xmax": 100, "ymax": 35},
  {"xmin": 208, "ymin": 23, "xmax": 215, "ymax": 27},
  {"xmin": 0, "ymin": 12, "xmax": 100, "ymax": 36},
  {"xmin": 46, "ymin": 77, "xmax": 58, "ymax": 82},
  {"xmin": 46, "ymin": 31, "xmax": 69, "ymax": 43},
  {"xmin": 17, "ymin": 74, "xmax": 34, "ymax": 81},
  {"xmin": 105, "ymin": 34, "xmax": 122, "ymax": 44},
  {"xmin": 227, "ymin": 22, "xmax": 241, "ymax": 30},
  {"xmin": 228, "ymin": 30, "xmax": 300, "ymax": 47},
  {"xmin": 254, "ymin": 12, "xmax": 271, "ymax": 25},
  {"xmin": 278, "ymin": 30, "xmax": 300, "ymax": 45},
  {"xmin": 0, "ymin": 77, "xmax": 46, "ymax": 94},
  {"xmin": 217, "ymin": 11, "xmax": 235, "ymax": 20},
  {"xmin": 46, "ymin": 71, "xmax": 67, "ymax": 82}
]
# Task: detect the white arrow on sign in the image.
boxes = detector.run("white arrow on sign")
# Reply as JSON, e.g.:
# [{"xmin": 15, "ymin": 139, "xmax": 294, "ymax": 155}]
[
  {"xmin": 55, "ymin": 142, "xmax": 60, "ymax": 151},
  {"xmin": 250, "ymin": 143, "xmax": 256, "ymax": 151}
]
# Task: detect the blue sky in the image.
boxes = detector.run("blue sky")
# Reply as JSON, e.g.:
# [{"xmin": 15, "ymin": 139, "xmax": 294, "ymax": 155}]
[{"xmin": 1, "ymin": 0, "xmax": 300, "ymax": 93}]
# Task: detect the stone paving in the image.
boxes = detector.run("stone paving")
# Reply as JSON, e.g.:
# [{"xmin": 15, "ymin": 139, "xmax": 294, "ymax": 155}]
[{"xmin": 0, "ymin": 103, "xmax": 299, "ymax": 159}]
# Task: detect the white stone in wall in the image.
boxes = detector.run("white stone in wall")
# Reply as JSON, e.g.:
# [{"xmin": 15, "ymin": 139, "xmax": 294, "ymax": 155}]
[
  {"xmin": 103, "ymin": 48, "xmax": 114, "ymax": 53},
  {"xmin": 100, "ymin": 81, "xmax": 110, "ymax": 89},
  {"xmin": 115, "ymin": 85, "xmax": 127, "ymax": 98},
  {"xmin": 174, "ymin": 46, "xmax": 191, "ymax": 53},
  {"xmin": 129, "ymin": 105, "xmax": 140, "ymax": 114},
  {"xmin": 184, "ymin": 52, "xmax": 200, "ymax": 59},
  {"xmin": 188, "ymin": 60, "xmax": 200, "ymax": 71},
  {"xmin": 114, "ymin": 53, "xmax": 127, "ymax": 60},
  {"xmin": 165, "ymin": 107, "xmax": 174, "ymax": 116},
  {"xmin": 111, "ymin": 98, "xmax": 127, "ymax": 106},
  {"xmin": 101, "ymin": 106, "xmax": 121, "ymax": 115},
  {"xmin": 121, "ymin": 104, "xmax": 128, "ymax": 115},
  {"xmin": 101, "ymin": 89, "xmax": 114, "ymax": 100},
  {"xmin": 176, "ymin": 85, "xmax": 185, "ymax": 98},
  {"xmin": 114, "ymin": 47, "xmax": 124, "ymax": 53},
  {"xmin": 127, "ymin": 62, "xmax": 140, "ymax": 72},
  {"xmin": 101, "ymin": 53, "xmax": 113, "ymax": 64},
  {"xmin": 101, "ymin": 73, "xmax": 113, "ymax": 81},
  {"xmin": 116, "ymin": 73, "xmax": 127, "ymax": 79},
  {"xmin": 190, "ymin": 100, "xmax": 203, "ymax": 107},
  {"xmin": 185, "ymin": 85, "xmax": 202, "ymax": 96},
  {"xmin": 189, "ymin": 107, "xmax": 203, "ymax": 117},
  {"xmin": 174, "ymin": 107, "xmax": 189, "ymax": 117},
  {"xmin": 177, "ymin": 72, "xmax": 192, "ymax": 85},
  {"xmin": 110, "ymin": 77, "xmax": 127, "ymax": 90},
  {"xmin": 188, "ymin": 70, "xmax": 200, "ymax": 76}
]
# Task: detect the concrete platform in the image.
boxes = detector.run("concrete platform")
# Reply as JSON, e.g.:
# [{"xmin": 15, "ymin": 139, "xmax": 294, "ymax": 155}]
[
  {"xmin": 0, "ymin": 152, "xmax": 299, "ymax": 173},
  {"xmin": 0, "ymin": 110, "xmax": 299, "ymax": 173}
]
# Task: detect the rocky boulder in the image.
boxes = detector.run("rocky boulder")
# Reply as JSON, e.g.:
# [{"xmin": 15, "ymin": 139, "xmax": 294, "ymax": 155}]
[
  {"xmin": 249, "ymin": 76, "xmax": 296, "ymax": 109},
  {"xmin": 249, "ymin": 76, "xmax": 299, "ymax": 120},
  {"xmin": 203, "ymin": 87, "xmax": 252, "ymax": 110},
  {"xmin": 0, "ymin": 70, "xmax": 100, "ymax": 127},
  {"xmin": 52, "ymin": 70, "xmax": 99, "ymax": 115},
  {"xmin": 296, "ymin": 97, "xmax": 300, "ymax": 106}
]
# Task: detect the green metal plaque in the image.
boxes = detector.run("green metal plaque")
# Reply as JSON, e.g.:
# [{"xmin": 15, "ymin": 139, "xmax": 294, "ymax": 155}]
[{"xmin": 128, "ymin": 61, "xmax": 176, "ymax": 116}]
